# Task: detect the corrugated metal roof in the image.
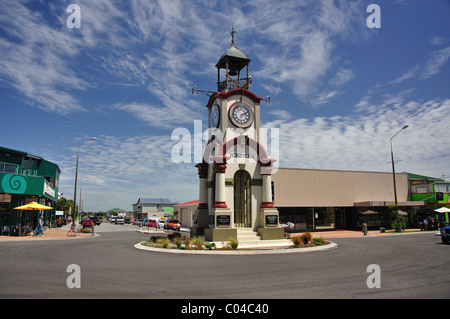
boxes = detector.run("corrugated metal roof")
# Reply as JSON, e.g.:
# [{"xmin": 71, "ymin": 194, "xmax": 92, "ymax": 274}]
[{"xmin": 138, "ymin": 198, "xmax": 178, "ymax": 204}]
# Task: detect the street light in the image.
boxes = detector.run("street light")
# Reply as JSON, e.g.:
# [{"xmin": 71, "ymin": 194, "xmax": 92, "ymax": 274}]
[
  {"xmin": 390, "ymin": 125, "xmax": 408, "ymax": 205},
  {"xmin": 73, "ymin": 137, "xmax": 96, "ymax": 225}
]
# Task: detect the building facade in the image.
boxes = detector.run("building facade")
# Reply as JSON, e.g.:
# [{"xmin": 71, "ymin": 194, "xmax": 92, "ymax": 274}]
[
  {"xmin": 272, "ymin": 168, "xmax": 425, "ymax": 231},
  {"xmin": 408, "ymin": 173, "xmax": 450, "ymax": 225},
  {"xmin": 0, "ymin": 146, "xmax": 60, "ymax": 235},
  {"xmin": 132, "ymin": 197, "xmax": 178, "ymax": 219}
]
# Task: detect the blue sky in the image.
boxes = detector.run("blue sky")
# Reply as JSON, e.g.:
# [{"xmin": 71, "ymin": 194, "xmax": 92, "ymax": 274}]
[{"xmin": 1, "ymin": 0, "xmax": 449, "ymax": 212}]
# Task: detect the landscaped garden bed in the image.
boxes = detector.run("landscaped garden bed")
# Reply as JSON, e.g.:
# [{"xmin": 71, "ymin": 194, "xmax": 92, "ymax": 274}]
[{"xmin": 141, "ymin": 231, "xmax": 330, "ymax": 251}]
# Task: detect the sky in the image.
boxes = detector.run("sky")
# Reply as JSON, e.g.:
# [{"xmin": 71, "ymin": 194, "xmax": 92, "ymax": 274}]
[{"xmin": 1, "ymin": 0, "xmax": 449, "ymax": 212}]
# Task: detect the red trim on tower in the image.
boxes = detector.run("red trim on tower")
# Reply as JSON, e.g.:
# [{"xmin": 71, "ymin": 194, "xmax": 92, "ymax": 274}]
[
  {"xmin": 213, "ymin": 201, "xmax": 228, "ymax": 208},
  {"xmin": 206, "ymin": 89, "xmax": 263, "ymax": 109},
  {"xmin": 261, "ymin": 202, "xmax": 275, "ymax": 208}
]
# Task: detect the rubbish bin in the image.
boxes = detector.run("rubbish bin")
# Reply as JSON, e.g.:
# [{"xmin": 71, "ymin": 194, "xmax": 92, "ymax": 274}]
[
  {"xmin": 10, "ymin": 227, "xmax": 19, "ymax": 236},
  {"xmin": 380, "ymin": 227, "xmax": 385, "ymax": 233}
]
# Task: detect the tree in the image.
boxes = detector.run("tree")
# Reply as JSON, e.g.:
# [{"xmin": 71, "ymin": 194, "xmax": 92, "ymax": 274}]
[
  {"xmin": 389, "ymin": 204, "xmax": 406, "ymax": 232},
  {"xmin": 57, "ymin": 197, "xmax": 77, "ymax": 218}
]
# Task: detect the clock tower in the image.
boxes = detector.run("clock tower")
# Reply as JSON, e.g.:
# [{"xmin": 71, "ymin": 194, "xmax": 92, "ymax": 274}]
[{"xmin": 193, "ymin": 29, "xmax": 283, "ymax": 242}]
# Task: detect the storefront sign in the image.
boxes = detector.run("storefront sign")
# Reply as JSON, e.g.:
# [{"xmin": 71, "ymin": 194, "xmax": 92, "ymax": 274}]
[
  {"xmin": 265, "ymin": 215, "xmax": 278, "ymax": 227},
  {"xmin": 44, "ymin": 182, "xmax": 55, "ymax": 198},
  {"xmin": 217, "ymin": 215, "xmax": 230, "ymax": 228},
  {"xmin": 0, "ymin": 193, "xmax": 11, "ymax": 202}
]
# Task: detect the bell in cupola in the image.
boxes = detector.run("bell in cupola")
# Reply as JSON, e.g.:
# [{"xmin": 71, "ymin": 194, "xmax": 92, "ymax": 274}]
[{"xmin": 228, "ymin": 65, "xmax": 238, "ymax": 76}]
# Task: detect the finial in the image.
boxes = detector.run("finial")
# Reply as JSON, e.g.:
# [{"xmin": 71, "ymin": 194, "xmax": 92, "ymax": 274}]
[{"xmin": 230, "ymin": 26, "xmax": 236, "ymax": 46}]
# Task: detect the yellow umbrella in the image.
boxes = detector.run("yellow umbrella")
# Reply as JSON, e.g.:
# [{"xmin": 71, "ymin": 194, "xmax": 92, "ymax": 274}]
[
  {"xmin": 14, "ymin": 202, "xmax": 53, "ymax": 210},
  {"xmin": 13, "ymin": 202, "xmax": 53, "ymax": 236}
]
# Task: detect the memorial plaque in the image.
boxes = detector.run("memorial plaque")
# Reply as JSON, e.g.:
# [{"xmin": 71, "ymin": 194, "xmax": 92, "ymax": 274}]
[
  {"xmin": 217, "ymin": 215, "xmax": 230, "ymax": 227},
  {"xmin": 265, "ymin": 215, "xmax": 278, "ymax": 227}
]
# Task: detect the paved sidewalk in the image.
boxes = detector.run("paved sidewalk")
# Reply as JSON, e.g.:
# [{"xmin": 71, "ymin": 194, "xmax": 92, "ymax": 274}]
[
  {"xmin": 288, "ymin": 228, "xmax": 424, "ymax": 239},
  {"xmin": 0, "ymin": 226, "xmax": 95, "ymax": 241}
]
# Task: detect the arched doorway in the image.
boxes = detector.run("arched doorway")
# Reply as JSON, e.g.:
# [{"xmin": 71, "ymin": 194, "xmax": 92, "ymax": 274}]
[{"xmin": 234, "ymin": 170, "xmax": 252, "ymax": 227}]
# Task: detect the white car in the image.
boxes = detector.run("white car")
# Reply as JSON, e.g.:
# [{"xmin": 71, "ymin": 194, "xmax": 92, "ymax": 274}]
[{"xmin": 115, "ymin": 216, "xmax": 124, "ymax": 224}]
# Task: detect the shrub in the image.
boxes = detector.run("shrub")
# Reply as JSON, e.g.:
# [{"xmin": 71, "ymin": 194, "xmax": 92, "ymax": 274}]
[
  {"xmin": 313, "ymin": 237, "xmax": 328, "ymax": 246},
  {"xmin": 226, "ymin": 237, "xmax": 239, "ymax": 250},
  {"xmin": 156, "ymin": 237, "xmax": 171, "ymax": 248},
  {"xmin": 150, "ymin": 236, "xmax": 161, "ymax": 243},
  {"xmin": 300, "ymin": 232, "xmax": 312, "ymax": 244},
  {"xmin": 290, "ymin": 235, "xmax": 304, "ymax": 247},
  {"xmin": 173, "ymin": 237, "xmax": 183, "ymax": 248},
  {"xmin": 184, "ymin": 237, "xmax": 192, "ymax": 250},
  {"xmin": 204, "ymin": 242, "xmax": 216, "ymax": 250},
  {"xmin": 168, "ymin": 232, "xmax": 182, "ymax": 240},
  {"xmin": 191, "ymin": 236, "xmax": 205, "ymax": 250}
]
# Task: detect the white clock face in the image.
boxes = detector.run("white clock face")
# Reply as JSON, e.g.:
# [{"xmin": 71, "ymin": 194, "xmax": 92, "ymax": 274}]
[
  {"xmin": 229, "ymin": 101, "xmax": 253, "ymax": 128},
  {"xmin": 210, "ymin": 103, "xmax": 220, "ymax": 128}
]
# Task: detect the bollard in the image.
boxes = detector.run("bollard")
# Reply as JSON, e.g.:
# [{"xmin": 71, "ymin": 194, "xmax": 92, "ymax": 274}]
[{"xmin": 363, "ymin": 223, "xmax": 368, "ymax": 236}]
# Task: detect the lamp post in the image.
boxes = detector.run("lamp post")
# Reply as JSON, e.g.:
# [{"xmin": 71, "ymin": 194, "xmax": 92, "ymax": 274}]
[
  {"xmin": 73, "ymin": 137, "xmax": 96, "ymax": 226},
  {"xmin": 390, "ymin": 125, "xmax": 408, "ymax": 205}
]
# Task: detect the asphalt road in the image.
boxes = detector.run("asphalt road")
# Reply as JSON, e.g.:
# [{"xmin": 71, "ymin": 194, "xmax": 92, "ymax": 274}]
[{"xmin": 0, "ymin": 223, "xmax": 449, "ymax": 300}]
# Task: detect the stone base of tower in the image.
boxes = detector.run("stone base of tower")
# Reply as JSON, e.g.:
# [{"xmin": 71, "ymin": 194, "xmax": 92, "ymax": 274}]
[
  {"xmin": 257, "ymin": 207, "xmax": 285, "ymax": 240},
  {"xmin": 203, "ymin": 207, "xmax": 234, "ymax": 242},
  {"xmin": 256, "ymin": 227, "xmax": 285, "ymax": 240},
  {"xmin": 204, "ymin": 228, "xmax": 238, "ymax": 242}
]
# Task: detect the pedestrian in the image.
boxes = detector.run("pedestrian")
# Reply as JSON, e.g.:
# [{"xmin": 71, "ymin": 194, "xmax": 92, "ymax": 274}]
[
  {"xmin": 423, "ymin": 217, "xmax": 428, "ymax": 231},
  {"xmin": 32, "ymin": 214, "xmax": 44, "ymax": 237}
]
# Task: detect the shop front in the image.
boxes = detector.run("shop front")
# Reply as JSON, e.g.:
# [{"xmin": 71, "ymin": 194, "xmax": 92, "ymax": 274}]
[
  {"xmin": 0, "ymin": 146, "xmax": 60, "ymax": 236},
  {"xmin": 272, "ymin": 167, "xmax": 424, "ymax": 232}
]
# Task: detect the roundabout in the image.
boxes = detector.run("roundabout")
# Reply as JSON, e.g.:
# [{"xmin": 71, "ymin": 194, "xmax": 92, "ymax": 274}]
[{"xmin": 133, "ymin": 240, "xmax": 338, "ymax": 255}]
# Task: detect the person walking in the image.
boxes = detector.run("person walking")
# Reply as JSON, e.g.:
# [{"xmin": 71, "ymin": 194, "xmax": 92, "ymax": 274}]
[{"xmin": 32, "ymin": 214, "xmax": 44, "ymax": 237}]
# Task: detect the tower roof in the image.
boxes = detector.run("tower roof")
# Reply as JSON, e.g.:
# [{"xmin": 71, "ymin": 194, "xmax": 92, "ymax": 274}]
[
  {"xmin": 215, "ymin": 28, "xmax": 251, "ymax": 72},
  {"xmin": 216, "ymin": 44, "xmax": 251, "ymax": 71}
]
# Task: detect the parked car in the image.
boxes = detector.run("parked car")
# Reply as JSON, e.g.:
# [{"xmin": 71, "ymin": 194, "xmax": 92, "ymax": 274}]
[
  {"xmin": 82, "ymin": 218, "xmax": 94, "ymax": 228},
  {"xmin": 90, "ymin": 216, "xmax": 103, "ymax": 226},
  {"xmin": 115, "ymin": 216, "xmax": 124, "ymax": 224},
  {"xmin": 124, "ymin": 217, "xmax": 131, "ymax": 224},
  {"xmin": 440, "ymin": 226, "xmax": 450, "ymax": 244},
  {"xmin": 110, "ymin": 216, "xmax": 116, "ymax": 223},
  {"xmin": 164, "ymin": 218, "xmax": 181, "ymax": 231},
  {"xmin": 158, "ymin": 218, "xmax": 166, "ymax": 229},
  {"xmin": 147, "ymin": 218, "xmax": 157, "ymax": 228}
]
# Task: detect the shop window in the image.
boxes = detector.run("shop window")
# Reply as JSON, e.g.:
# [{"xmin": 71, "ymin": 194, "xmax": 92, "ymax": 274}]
[
  {"xmin": 435, "ymin": 184, "xmax": 450, "ymax": 193},
  {"xmin": 0, "ymin": 163, "xmax": 18, "ymax": 174},
  {"xmin": 314, "ymin": 207, "xmax": 335, "ymax": 229},
  {"xmin": 411, "ymin": 184, "xmax": 433, "ymax": 194}
]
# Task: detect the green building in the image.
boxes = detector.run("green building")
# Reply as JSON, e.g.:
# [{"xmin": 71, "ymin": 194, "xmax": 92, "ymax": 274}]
[
  {"xmin": 0, "ymin": 146, "xmax": 60, "ymax": 235},
  {"xmin": 408, "ymin": 173, "xmax": 449, "ymax": 226}
]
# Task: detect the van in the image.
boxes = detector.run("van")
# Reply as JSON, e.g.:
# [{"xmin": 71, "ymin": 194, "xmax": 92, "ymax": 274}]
[{"xmin": 115, "ymin": 216, "xmax": 124, "ymax": 224}]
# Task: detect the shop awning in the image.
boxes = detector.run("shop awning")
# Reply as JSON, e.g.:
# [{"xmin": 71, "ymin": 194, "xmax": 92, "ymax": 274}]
[{"xmin": 354, "ymin": 201, "xmax": 425, "ymax": 207}]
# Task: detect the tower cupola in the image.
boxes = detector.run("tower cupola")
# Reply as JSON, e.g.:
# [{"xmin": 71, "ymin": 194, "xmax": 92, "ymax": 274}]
[{"xmin": 215, "ymin": 28, "xmax": 251, "ymax": 92}]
